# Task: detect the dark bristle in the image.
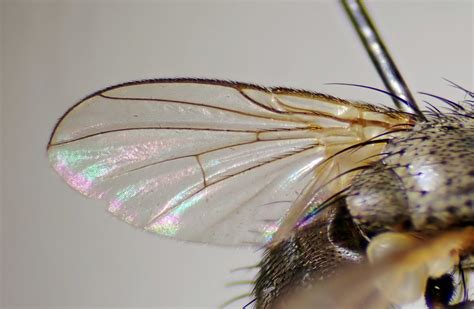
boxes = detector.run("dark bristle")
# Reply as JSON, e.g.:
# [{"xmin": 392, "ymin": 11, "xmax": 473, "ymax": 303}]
[
  {"xmin": 424, "ymin": 101, "xmax": 443, "ymax": 116},
  {"xmin": 243, "ymin": 298, "xmax": 257, "ymax": 309},
  {"xmin": 419, "ymin": 92, "xmax": 465, "ymax": 111},
  {"xmin": 443, "ymin": 78, "xmax": 474, "ymax": 98}
]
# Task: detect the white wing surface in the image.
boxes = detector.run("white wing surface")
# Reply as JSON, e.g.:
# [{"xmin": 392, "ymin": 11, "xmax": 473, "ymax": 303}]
[{"xmin": 48, "ymin": 79, "xmax": 413, "ymax": 246}]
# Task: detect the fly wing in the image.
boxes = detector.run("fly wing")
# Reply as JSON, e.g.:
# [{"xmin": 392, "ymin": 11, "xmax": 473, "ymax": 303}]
[{"xmin": 48, "ymin": 78, "xmax": 413, "ymax": 246}]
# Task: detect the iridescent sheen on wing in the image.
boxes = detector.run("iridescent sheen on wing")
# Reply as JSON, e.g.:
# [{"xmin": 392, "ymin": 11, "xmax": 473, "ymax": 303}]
[{"xmin": 48, "ymin": 79, "xmax": 413, "ymax": 246}]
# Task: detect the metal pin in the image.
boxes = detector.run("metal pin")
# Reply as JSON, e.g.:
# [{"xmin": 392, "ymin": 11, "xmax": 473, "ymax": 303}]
[{"xmin": 340, "ymin": 0, "xmax": 425, "ymax": 119}]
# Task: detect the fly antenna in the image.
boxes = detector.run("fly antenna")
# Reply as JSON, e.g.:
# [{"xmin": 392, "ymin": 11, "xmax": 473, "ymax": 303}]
[{"xmin": 340, "ymin": 0, "xmax": 426, "ymax": 120}]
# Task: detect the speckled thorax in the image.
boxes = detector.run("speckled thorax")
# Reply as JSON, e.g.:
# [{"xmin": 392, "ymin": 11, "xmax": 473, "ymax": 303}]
[
  {"xmin": 254, "ymin": 112, "xmax": 474, "ymax": 308},
  {"xmin": 347, "ymin": 114, "xmax": 474, "ymax": 236}
]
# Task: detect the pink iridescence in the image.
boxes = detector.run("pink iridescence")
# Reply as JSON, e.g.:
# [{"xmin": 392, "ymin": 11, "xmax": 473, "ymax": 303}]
[
  {"xmin": 147, "ymin": 215, "xmax": 180, "ymax": 236},
  {"xmin": 54, "ymin": 160, "xmax": 92, "ymax": 194}
]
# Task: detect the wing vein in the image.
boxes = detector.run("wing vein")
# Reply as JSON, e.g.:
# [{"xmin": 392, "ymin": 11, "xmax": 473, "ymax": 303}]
[
  {"xmin": 99, "ymin": 93, "xmax": 317, "ymax": 119},
  {"xmin": 49, "ymin": 127, "xmax": 315, "ymax": 148},
  {"xmin": 145, "ymin": 143, "xmax": 320, "ymax": 225}
]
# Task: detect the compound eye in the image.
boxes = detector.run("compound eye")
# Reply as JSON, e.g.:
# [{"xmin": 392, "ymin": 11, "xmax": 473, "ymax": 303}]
[{"xmin": 425, "ymin": 273, "xmax": 455, "ymax": 308}]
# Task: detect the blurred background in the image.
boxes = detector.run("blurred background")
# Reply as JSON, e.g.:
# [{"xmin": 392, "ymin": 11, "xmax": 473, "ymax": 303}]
[{"xmin": 1, "ymin": 0, "xmax": 472, "ymax": 308}]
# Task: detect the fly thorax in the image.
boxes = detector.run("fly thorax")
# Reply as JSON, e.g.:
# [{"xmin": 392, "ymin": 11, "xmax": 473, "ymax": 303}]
[
  {"xmin": 347, "ymin": 114, "xmax": 474, "ymax": 236},
  {"xmin": 346, "ymin": 163, "xmax": 411, "ymax": 236}
]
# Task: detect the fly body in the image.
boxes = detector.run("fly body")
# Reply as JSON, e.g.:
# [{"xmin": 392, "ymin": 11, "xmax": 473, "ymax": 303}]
[
  {"xmin": 254, "ymin": 201, "xmax": 367, "ymax": 308},
  {"xmin": 254, "ymin": 91, "xmax": 474, "ymax": 308},
  {"xmin": 354, "ymin": 112, "xmax": 474, "ymax": 233}
]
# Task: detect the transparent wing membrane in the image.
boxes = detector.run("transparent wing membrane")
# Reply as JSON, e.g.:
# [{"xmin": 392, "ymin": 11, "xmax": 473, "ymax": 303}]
[{"xmin": 48, "ymin": 79, "xmax": 413, "ymax": 246}]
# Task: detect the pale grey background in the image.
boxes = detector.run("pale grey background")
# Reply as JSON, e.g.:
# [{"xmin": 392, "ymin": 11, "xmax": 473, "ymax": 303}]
[{"xmin": 1, "ymin": 0, "xmax": 473, "ymax": 308}]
